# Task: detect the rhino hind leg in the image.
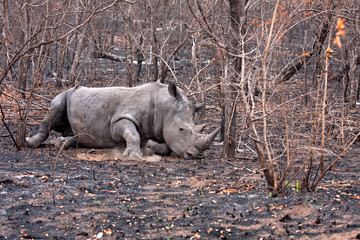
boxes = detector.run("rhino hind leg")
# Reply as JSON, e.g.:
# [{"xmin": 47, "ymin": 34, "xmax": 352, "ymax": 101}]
[
  {"xmin": 111, "ymin": 119, "xmax": 142, "ymax": 159},
  {"xmin": 26, "ymin": 92, "xmax": 73, "ymax": 148},
  {"xmin": 26, "ymin": 113, "xmax": 51, "ymax": 148}
]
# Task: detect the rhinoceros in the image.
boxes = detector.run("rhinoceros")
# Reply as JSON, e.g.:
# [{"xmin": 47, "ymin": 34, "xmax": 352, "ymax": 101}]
[{"xmin": 26, "ymin": 82, "xmax": 220, "ymax": 159}]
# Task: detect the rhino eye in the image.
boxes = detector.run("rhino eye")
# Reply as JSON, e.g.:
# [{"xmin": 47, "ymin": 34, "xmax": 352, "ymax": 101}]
[{"xmin": 179, "ymin": 127, "xmax": 184, "ymax": 132}]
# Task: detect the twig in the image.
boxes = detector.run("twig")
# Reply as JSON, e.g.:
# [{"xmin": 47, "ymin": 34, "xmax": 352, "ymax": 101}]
[
  {"xmin": 238, "ymin": 168, "xmax": 267, "ymax": 182},
  {"xmin": 52, "ymin": 144, "xmax": 64, "ymax": 205},
  {"xmin": 0, "ymin": 104, "xmax": 20, "ymax": 150},
  {"xmin": 52, "ymin": 136, "xmax": 80, "ymax": 205},
  {"xmin": 186, "ymin": 0, "xmax": 226, "ymax": 50},
  {"xmin": 311, "ymin": 131, "xmax": 360, "ymax": 190}
]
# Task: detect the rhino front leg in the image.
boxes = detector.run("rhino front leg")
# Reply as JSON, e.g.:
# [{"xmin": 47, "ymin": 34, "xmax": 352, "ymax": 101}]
[
  {"xmin": 143, "ymin": 140, "xmax": 171, "ymax": 156},
  {"xmin": 54, "ymin": 136, "xmax": 77, "ymax": 149},
  {"xmin": 111, "ymin": 119, "xmax": 142, "ymax": 159}
]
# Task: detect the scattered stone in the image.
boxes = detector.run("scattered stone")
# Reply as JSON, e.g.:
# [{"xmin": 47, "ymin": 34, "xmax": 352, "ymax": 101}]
[
  {"xmin": 314, "ymin": 216, "xmax": 322, "ymax": 224},
  {"xmin": 279, "ymin": 214, "xmax": 291, "ymax": 222}
]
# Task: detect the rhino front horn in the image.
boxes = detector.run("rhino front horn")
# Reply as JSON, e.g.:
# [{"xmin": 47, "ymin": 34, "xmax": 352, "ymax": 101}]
[{"xmin": 197, "ymin": 127, "xmax": 221, "ymax": 151}]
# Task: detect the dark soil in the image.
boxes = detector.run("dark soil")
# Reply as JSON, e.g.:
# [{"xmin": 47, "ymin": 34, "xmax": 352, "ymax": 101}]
[{"xmin": 1, "ymin": 130, "xmax": 360, "ymax": 240}]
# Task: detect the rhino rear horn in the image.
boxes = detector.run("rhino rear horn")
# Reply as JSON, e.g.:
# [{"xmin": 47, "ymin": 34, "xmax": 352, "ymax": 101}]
[
  {"xmin": 197, "ymin": 127, "xmax": 220, "ymax": 151},
  {"xmin": 194, "ymin": 123, "xmax": 207, "ymax": 133}
]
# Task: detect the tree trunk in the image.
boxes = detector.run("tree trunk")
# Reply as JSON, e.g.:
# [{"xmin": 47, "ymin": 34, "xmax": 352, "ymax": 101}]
[
  {"xmin": 69, "ymin": 33, "xmax": 86, "ymax": 85},
  {"xmin": 135, "ymin": 36, "xmax": 144, "ymax": 83},
  {"xmin": 279, "ymin": 21, "xmax": 329, "ymax": 83},
  {"xmin": 56, "ymin": 39, "xmax": 67, "ymax": 87},
  {"xmin": 348, "ymin": 50, "xmax": 359, "ymax": 107},
  {"xmin": 149, "ymin": 5, "xmax": 159, "ymax": 82},
  {"xmin": 221, "ymin": 0, "xmax": 245, "ymax": 159},
  {"xmin": 312, "ymin": 21, "xmax": 330, "ymax": 85}
]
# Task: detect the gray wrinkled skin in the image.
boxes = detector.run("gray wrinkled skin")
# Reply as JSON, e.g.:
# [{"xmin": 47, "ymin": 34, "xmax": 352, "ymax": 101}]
[{"xmin": 26, "ymin": 82, "xmax": 220, "ymax": 159}]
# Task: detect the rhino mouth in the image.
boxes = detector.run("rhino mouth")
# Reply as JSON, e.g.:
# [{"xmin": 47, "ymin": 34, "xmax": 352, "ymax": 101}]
[
  {"xmin": 183, "ymin": 147, "xmax": 204, "ymax": 159},
  {"xmin": 185, "ymin": 152, "xmax": 205, "ymax": 159},
  {"xmin": 170, "ymin": 145, "xmax": 203, "ymax": 159}
]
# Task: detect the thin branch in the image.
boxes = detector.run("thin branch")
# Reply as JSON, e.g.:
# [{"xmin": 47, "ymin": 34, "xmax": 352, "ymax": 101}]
[
  {"xmin": 186, "ymin": 0, "xmax": 226, "ymax": 50},
  {"xmin": 311, "ymin": 131, "xmax": 360, "ymax": 190},
  {"xmin": 261, "ymin": 0, "xmax": 280, "ymax": 191},
  {"xmin": 0, "ymin": 104, "xmax": 20, "ymax": 150}
]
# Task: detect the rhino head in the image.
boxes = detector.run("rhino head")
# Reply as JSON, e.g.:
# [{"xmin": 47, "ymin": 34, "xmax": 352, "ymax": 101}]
[{"xmin": 163, "ymin": 82, "xmax": 220, "ymax": 159}]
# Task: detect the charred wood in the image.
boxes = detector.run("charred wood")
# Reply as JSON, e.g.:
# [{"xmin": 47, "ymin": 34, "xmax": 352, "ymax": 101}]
[{"xmin": 93, "ymin": 50, "xmax": 125, "ymax": 62}]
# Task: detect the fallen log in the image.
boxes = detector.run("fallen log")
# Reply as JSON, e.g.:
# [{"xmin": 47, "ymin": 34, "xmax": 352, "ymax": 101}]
[{"xmin": 93, "ymin": 50, "xmax": 125, "ymax": 62}]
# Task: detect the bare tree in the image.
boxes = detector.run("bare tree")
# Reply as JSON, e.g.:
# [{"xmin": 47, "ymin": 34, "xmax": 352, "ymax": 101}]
[{"xmin": 0, "ymin": 0, "xmax": 129, "ymax": 147}]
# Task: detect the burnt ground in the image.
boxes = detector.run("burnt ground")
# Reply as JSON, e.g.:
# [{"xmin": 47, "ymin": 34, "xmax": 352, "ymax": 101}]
[{"xmin": 1, "ymin": 127, "xmax": 360, "ymax": 240}]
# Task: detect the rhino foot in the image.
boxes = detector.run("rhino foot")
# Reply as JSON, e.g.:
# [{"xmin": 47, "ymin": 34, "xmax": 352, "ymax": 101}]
[
  {"xmin": 143, "ymin": 140, "xmax": 171, "ymax": 156},
  {"xmin": 122, "ymin": 148, "xmax": 142, "ymax": 160},
  {"xmin": 54, "ymin": 137, "xmax": 77, "ymax": 149},
  {"xmin": 26, "ymin": 136, "xmax": 42, "ymax": 148}
]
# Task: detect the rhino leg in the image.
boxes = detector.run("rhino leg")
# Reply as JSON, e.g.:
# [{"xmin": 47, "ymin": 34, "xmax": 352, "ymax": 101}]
[
  {"xmin": 54, "ymin": 136, "xmax": 77, "ymax": 149},
  {"xmin": 26, "ymin": 113, "xmax": 51, "ymax": 148},
  {"xmin": 111, "ymin": 119, "xmax": 142, "ymax": 159},
  {"xmin": 143, "ymin": 140, "xmax": 171, "ymax": 156},
  {"xmin": 26, "ymin": 91, "xmax": 73, "ymax": 148}
]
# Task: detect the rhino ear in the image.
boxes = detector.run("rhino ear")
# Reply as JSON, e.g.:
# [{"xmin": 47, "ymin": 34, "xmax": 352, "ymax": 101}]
[
  {"xmin": 168, "ymin": 82, "xmax": 183, "ymax": 102},
  {"xmin": 194, "ymin": 103, "xmax": 205, "ymax": 112}
]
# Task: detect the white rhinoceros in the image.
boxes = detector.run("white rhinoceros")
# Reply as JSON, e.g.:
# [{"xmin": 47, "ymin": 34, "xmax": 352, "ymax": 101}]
[{"xmin": 26, "ymin": 82, "xmax": 219, "ymax": 159}]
